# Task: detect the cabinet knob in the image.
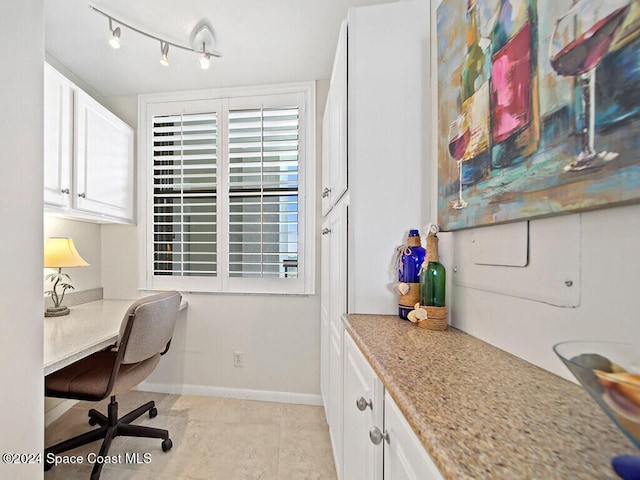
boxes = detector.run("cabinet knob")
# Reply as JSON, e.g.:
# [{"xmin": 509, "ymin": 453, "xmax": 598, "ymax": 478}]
[
  {"xmin": 321, "ymin": 228, "xmax": 331, "ymax": 235},
  {"xmin": 356, "ymin": 396, "xmax": 373, "ymax": 411},
  {"xmin": 78, "ymin": 192, "xmax": 86, "ymax": 198},
  {"xmin": 61, "ymin": 188, "xmax": 70, "ymax": 194},
  {"xmin": 369, "ymin": 426, "xmax": 389, "ymax": 445},
  {"xmin": 322, "ymin": 187, "xmax": 331, "ymax": 198}
]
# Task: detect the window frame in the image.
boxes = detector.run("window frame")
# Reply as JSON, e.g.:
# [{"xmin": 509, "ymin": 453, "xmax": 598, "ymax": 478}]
[{"xmin": 138, "ymin": 83, "xmax": 316, "ymax": 295}]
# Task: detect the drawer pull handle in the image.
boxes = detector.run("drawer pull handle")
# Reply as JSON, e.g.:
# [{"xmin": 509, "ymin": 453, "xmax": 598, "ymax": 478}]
[
  {"xmin": 356, "ymin": 396, "xmax": 372, "ymax": 411},
  {"xmin": 78, "ymin": 192, "xmax": 86, "ymax": 198},
  {"xmin": 61, "ymin": 188, "xmax": 70, "ymax": 194},
  {"xmin": 322, "ymin": 187, "xmax": 331, "ymax": 198},
  {"xmin": 322, "ymin": 228, "xmax": 331, "ymax": 235}
]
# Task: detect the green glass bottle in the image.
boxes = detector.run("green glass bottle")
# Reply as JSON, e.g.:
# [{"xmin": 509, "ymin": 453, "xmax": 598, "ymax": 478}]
[{"xmin": 420, "ymin": 232, "xmax": 446, "ymax": 307}]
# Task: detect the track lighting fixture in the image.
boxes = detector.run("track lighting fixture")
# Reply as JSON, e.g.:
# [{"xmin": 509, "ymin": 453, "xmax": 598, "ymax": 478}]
[
  {"xmin": 108, "ymin": 19, "xmax": 121, "ymax": 49},
  {"xmin": 89, "ymin": 4, "xmax": 221, "ymax": 69},
  {"xmin": 160, "ymin": 41, "xmax": 170, "ymax": 66}
]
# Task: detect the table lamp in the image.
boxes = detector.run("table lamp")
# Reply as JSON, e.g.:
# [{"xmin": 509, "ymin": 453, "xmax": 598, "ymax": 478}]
[{"xmin": 44, "ymin": 237, "xmax": 89, "ymax": 317}]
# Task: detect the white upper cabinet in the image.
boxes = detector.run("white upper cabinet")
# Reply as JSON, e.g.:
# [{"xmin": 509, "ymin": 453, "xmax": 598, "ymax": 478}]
[
  {"xmin": 44, "ymin": 64, "xmax": 73, "ymax": 208},
  {"xmin": 44, "ymin": 63, "xmax": 135, "ymax": 224},
  {"xmin": 321, "ymin": 20, "xmax": 348, "ymax": 216},
  {"xmin": 73, "ymin": 89, "xmax": 134, "ymax": 222}
]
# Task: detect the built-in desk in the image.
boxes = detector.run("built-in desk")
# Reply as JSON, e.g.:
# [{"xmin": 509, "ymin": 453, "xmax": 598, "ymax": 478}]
[{"xmin": 44, "ymin": 299, "xmax": 187, "ymax": 375}]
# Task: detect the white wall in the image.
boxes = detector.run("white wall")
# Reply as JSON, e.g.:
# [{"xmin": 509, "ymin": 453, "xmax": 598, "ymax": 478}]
[
  {"xmin": 44, "ymin": 217, "xmax": 102, "ymax": 293},
  {"xmin": 100, "ymin": 81, "xmax": 329, "ymax": 402},
  {"xmin": 0, "ymin": 1, "xmax": 44, "ymax": 478},
  {"xmin": 427, "ymin": 0, "xmax": 640, "ymax": 382}
]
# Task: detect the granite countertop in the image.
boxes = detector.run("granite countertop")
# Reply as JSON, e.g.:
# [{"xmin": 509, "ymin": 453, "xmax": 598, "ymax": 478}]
[{"xmin": 345, "ymin": 314, "xmax": 636, "ymax": 479}]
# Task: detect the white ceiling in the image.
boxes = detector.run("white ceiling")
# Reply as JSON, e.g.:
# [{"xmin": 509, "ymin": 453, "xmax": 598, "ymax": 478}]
[{"xmin": 45, "ymin": 0, "xmax": 391, "ymax": 98}]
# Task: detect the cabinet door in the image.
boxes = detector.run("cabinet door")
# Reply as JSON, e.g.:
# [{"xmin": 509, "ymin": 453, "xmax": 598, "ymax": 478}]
[
  {"xmin": 325, "ymin": 201, "xmax": 348, "ymax": 479},
  {"xmin": 383, "ymin": 393, "xmax": 444, "ymax": 480},
  {"xmin": 343, "ymin": 333, "xmax": 383, "ymax": 480},
  {"xmin": 320, "ymin": 216, "xmax": 331, "ymax": 420},
  {"xmin": 321, "ymin": 20, "xmax": 347, "ymax": 214},
  {"xmin": 44, "ymin": 64, "xmax": 73, "ymax": 208},
  {"xmin": 328, "ymin": 20, "xmax": 347, "ymax": 206},
  {"xmin": 328, "ymin": 321, "xmax": 344, "ymax": 480},
  {"xmin": 74, "ymin": 89, "xmax": 134, "ymax": 222},
  {"xmin": 321, "ymin": 93, "xmax": 333, "ymax": 216}
]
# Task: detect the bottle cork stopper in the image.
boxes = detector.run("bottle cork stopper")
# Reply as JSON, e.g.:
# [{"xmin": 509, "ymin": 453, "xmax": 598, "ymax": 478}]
[{"xmin": 407, "ymin": 236, "xmax": 421, "ymax": 247}]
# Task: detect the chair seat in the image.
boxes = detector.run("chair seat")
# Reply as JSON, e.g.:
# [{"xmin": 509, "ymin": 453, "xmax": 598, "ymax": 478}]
[{"xmin": 46, "ymin": 349, "xmax": 160, "ymax": 401}]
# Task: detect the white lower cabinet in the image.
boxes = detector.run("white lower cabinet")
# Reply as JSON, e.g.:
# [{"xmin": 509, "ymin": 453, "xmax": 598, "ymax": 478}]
[
  {"xmin": 343, "ymin": 333, "xmax": 384, "ymax": 480},
  {"xmin": 342, "ymin": 332, "xmax": 444, "ymax": 480},
  {"xmin": 383, "ymin": 394, "xmax": 444, "ymax": 480}
]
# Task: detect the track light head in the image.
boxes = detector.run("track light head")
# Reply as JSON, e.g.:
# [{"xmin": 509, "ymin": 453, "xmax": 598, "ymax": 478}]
[
  {"xmin": 109, "ymin": 26, "xmax": 121, "ymax": 49},
  {"xmin": 108, "ymin": 18, "xmax": 121, "ymax": 49},
  {"xmin": 199, "ymin": 43, "xmax": 211, "ymax": 70},
  {"xmin": 199, "ymin": 52, "xmax": 211, "ymax": 70},
  {"xmin": 160, "ymin": 41, "xmax": 170, "ymax": 66}
]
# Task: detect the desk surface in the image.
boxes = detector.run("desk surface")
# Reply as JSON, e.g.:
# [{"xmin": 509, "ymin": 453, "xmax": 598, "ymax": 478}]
[
  {"xmin": 44, "ymin": 300, "xmax": 132, "ymax": 375},
  {"xmin": 44, "ymin": 298, "xmax": 187, "ymax": 375}
]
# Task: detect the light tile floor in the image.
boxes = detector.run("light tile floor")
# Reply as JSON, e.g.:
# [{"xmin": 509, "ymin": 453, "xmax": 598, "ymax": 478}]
[{"xmin": 45, "ymin": 391, "xmax": 337, "ymax": 480}]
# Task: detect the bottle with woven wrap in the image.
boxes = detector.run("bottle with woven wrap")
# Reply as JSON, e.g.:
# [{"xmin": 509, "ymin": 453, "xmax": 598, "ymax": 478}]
[
  {"xmin": 420, "ymin": 225, "xmax": 446, "ymax": 308},
  {"xmin": 397, "ymin": 229, "xmax": 425, "ymax": 320}
]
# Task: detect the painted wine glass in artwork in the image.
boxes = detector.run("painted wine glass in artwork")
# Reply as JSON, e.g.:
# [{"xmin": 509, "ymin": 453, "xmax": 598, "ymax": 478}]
[
  {"xmin": 550, "ymin": 0, "xmax": 631, "ymax": 172},
  {"xmin": 448, "ymin": 113, "xmax": 470, "ymax": 209}
]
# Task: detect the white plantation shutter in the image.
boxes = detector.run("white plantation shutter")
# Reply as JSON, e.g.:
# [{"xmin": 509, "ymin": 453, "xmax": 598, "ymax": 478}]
[
  {"xmin": 152, "ymin": 112, "xmax": 218, "ymax": 278},
  {"xmin": 143, "ymin": 85, "xmax": 314, "ymax": 294},
  {"xmin": 228, "ymin": 107, "xmax": 300, "ymax": 278}
]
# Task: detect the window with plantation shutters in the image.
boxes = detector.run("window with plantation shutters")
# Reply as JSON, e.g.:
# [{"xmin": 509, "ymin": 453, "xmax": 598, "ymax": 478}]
[
  {"xmin": 228, "ymin": 107, "xmax": 299, "ymax": 279},
  {"xmin": 152, "ymin": 112, "xmax": 218, "ymax": 278},
  {"xmin": 142, "ymin": 85, "xmax": 314, "ymax": 294}
]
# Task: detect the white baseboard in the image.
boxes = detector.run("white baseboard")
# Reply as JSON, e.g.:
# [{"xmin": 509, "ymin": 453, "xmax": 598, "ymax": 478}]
[
  {"xmin": 136, "ymin": 381, "xmax": 323, "ymax": 406},
  {"xmin": 45, "ymin": 399, "xmax": 78, "ymax": 427}
]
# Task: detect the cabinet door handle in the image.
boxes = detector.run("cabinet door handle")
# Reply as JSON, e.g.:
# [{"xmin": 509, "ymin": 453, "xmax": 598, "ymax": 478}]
[
  {"xmin": 322, "ymin": 187, "xmax": 331, "ymax": 198},
  {"xmin": 356, "ymin": 396, "xmax": 373, "ymax": 411},
  {"xmin": 321, "ymin": 228, "xmax": 331, "ymax": 235},
  {"xmin": 61, "ymin": 188, "xmax": 70, "ymax": 194},
  {"xmin": 369, "ymin": 426, "xmax": 389, "ymax": 445},
  {"xmin": 78, "ymin": 192, "xmax": 86, "ymax": 198}
]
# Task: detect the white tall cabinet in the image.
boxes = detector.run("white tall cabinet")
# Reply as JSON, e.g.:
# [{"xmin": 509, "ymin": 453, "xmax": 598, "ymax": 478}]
[{"xmin": 320, "ymin": 1, "xmax": 431, "ymax": 479}]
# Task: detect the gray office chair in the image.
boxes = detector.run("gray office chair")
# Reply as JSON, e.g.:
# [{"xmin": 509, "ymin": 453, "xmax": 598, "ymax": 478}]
[{"xmin": 44, "ymin": 291, "xmax": 182, "ymax": 480}]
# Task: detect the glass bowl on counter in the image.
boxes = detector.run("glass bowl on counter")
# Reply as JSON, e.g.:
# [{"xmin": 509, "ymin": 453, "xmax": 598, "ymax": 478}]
[{"xmin": 554, "ymin": 341, "xmax": 640, "ymax": 479}]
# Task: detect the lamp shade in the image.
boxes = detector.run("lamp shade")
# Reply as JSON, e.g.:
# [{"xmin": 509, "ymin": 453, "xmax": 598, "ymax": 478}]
[{"xmin": 44, "ymin": 237, "xmax": 89, "ymax": 268}]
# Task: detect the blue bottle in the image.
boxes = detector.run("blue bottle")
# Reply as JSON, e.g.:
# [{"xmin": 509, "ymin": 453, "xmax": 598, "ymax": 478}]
[{"xmin": 398, "ymin": 229, "xmax": 426, "ymax": 320}]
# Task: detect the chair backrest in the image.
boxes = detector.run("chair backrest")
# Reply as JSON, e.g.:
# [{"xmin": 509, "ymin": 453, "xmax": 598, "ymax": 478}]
[{"xmin": 117, "ymin": 291, "xmax": 181, "ymax": 364}]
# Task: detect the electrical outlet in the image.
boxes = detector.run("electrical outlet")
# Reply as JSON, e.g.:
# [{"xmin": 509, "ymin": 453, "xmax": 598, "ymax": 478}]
[{"xmin": 233, "ymin": 351, "xmax": 243, "ymax": 367}]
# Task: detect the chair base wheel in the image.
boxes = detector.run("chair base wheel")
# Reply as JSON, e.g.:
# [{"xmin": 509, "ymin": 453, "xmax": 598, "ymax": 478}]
[
  {"xmin": 149, "ymin": 407, "xmax": 158, "ymax": 418},
  {"xmin": 89, "ymin": 417, "xmax": 98, "ymax": 426},
  {"xmin": 162, "ymin": 438, "xmax": 172, "ymax": 452}
]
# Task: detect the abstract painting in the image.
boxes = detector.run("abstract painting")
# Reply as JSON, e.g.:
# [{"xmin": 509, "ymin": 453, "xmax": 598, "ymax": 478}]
[{"xmin": 437, "ymin": 0, "xmax": 640, "ymax": 231}]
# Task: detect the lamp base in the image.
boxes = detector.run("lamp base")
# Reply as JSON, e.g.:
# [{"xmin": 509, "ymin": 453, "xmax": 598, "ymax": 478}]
[{"xmin": 45, "ymin": 306, "xmax": 70, "ymax": 317}]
